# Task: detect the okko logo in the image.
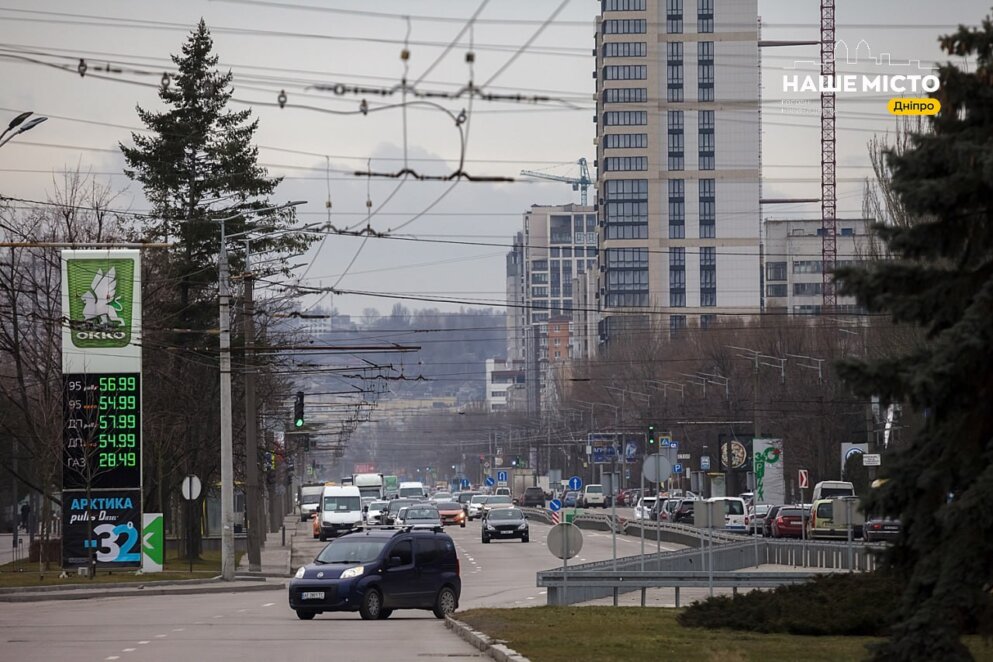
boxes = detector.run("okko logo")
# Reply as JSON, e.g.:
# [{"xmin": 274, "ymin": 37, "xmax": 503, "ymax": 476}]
[
  {"xmin": 67, "ymin": 259, "xmax": 135, "ymax": 348},
  {"xmin": 781, "ymin": 39, "xmax": 941, "ymax": 116}
]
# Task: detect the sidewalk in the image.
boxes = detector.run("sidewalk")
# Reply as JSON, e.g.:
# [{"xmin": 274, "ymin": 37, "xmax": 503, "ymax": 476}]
[{"xmin": 236, "ymin": 515, "xmax": 294, "ymax": 577}]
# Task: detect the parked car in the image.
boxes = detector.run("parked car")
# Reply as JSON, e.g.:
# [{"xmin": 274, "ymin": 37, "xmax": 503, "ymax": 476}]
[
  {"xmin": 434, "ymin": 501, "xmax": 466, "ymax": 528},
  {"xmin": 578, "ymin": 484, "xmax": 606, "ymax": 508},
  {"xmin": 863, "ymin": 515, "xmax": 901, "ymax": 543},
  {"xmin": 288, "ymin": 527, "xmax": 461, "ymax": 620},
  {"xmin": 481, "ymin": 507, "xmax": 529, "ymax": 543},
  {"xmin": 521, "ymin": 486, "xmax": 546, "ymax": 508},
  {"xmin": 633, "ymin": 496, "xmax": 657, "ymax": 520},
  {"xmin": 562, "ymin": 491, "xmax": 579, "ymax": 508},
  {"xmin": 745, "ymin": 504, "xmax": 772, "ymax": 535},
  {"xmin": 771, "ymin": 506, "xmax": 807, "ymax": 538}
]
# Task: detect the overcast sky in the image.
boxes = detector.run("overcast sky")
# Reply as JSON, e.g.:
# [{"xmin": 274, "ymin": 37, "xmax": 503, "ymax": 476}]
[{"xmin": 1, "ymin": 0, "xmax": 988, "ymax": 317}]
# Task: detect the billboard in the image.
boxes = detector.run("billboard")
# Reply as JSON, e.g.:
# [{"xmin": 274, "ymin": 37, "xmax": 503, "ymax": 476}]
[
  {"xmin": 752, "ymin": 438, "xmax": 785, "ymax": 505},
  {"xmin": 61, "ymin": 490, "xmax": 143, "ymax": 567}
]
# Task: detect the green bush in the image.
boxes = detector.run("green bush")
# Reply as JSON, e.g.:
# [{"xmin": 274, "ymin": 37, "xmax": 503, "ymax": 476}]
[{"xmin": 677, "ymin": 571, "xmax": 900, "ymax": 636}]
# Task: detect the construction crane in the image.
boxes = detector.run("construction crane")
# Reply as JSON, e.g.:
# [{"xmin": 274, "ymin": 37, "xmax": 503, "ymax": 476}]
[{"xmin": 520, "ymin": 158, "xmax": 593, "ymax": 205}]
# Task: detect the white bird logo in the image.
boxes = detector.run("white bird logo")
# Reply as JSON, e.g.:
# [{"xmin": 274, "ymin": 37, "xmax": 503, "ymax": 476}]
[{"xmin": 80, "ymin": 268, "xmax": 125, "ymax": 326}]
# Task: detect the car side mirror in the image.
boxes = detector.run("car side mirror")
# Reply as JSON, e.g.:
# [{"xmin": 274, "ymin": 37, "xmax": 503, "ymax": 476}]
[{"xmin": 524, "ymin": 515, "xmax": 529, "ymax": 520}]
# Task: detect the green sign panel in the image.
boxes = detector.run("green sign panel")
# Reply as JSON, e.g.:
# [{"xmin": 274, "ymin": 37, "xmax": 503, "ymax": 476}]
[
  {"xmin": 142, "ymin": 513, "xmax": 163, "ymax": 573},
  {"xmin": 66, "ymin": 258, "xmax": 136, "ymax": 348}
]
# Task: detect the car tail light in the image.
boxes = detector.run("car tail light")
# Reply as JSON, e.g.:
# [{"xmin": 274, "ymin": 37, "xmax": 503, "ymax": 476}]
[
  {"xmin": 777, "ymin": 516, "xmax": 785, "ymax": 526},
  {"xmin": 871, "ymin": 523, "xmax": 881, "ymax": 530}
]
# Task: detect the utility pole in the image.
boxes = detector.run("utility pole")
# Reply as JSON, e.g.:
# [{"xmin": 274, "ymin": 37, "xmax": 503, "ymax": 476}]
[
  {"xmin": 243, "ymin": 260, "xmax": 261, "ymax": 573},
  {"xmin": 218, "ymin": 222, "xmax": 235, "ymax": 581}
]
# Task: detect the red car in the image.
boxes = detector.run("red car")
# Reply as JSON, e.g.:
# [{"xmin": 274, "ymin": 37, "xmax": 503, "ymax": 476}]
[{"xmin": 771, "ymin": 506, "xmax": 806, "ymax": 538}]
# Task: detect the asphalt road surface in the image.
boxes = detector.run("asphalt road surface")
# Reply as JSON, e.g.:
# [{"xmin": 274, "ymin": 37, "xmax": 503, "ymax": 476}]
[{"xmin": 0, "ymin": 517, "xmax": 681, "ymax": 662}]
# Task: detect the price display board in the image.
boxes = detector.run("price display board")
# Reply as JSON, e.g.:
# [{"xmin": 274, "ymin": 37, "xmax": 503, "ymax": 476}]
[{"xmin": 63, "ymin": 373, "xmax": 141, "ymax": 491}]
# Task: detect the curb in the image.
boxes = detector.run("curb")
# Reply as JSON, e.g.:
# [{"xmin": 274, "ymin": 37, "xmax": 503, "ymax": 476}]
[
  {"xmin": 445, "ymin": 616, "xmax": 530, "ymax": 662},
  {"xmin": 0, "ymin": 580, "xmax": 282, "ymax": 603},
  {"xmin": 0, "ymin": 576, "xmax": 263, "ymax": 594}
]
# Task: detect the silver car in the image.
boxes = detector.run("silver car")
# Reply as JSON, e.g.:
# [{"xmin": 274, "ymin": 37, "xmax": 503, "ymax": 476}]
[{"xmin": 398, "ymin": 505, "xmax": 442, "ymax": 529}]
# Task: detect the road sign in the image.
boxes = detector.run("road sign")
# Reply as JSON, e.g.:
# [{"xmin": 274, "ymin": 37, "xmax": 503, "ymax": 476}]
[
  {"xmin": 798, "ymin": 469, "xmax": 809, "ymax": 489},
  {"xmin": 483, "ymin": 461, "xmax": 491, "ymax": 469},
  {"xmin": 862, "ymin": 454, "xmax": 881, "ymax": 467},
  {"xmin": 494, "ymin": 457, "xmax": 503, "ymax": 467},
  {"xmin": 549, "ymin": 499, "xmax": 562, "ymax": 512},
  {"xmin": 181, "ymin": 475, "xmax": 202, "ymax": 501},
  {"xmin": 567, "ymin": 475, "xmax": 583, "ymax": 491},
  {"xmin": 461, "ymin": 478, "xmax": 470, "ymax": 488},
  {"xmin": 484, "ymin": 475, "xmax": 495, "ymax": 487},
  {"xmin": 547, "ymin": 523, "xmax": 583, "ymax": 560},
  {"xmin": 673, "ymin": 463, "xmax": 683, "ymax": 474},
  {"xmin": 677, "ymin": 453, "xmax": 691, "ymax": 460},
  {"xmin": 670, "ymin": 441, "xmax": 678, "ymax": 449},
  {"xmin": 497, "ymin": 470, "xmax": 508, "ymax": 482},
  {"xmin": 642, "ymin": 454, "xmax": 672, "ymax": 483},
  {"xmin": 701, "ymin": 455, "xmax": 711, "ymax": 471}
]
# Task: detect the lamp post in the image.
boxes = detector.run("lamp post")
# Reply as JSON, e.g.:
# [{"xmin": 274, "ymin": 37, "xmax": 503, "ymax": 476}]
[
  {"xmin": 0, "ymin": 112, "xmax": 48, "ymax": 149},
  {"xmin": 215, "ymin": 200, "xmax": 305, "ymax": 580}
]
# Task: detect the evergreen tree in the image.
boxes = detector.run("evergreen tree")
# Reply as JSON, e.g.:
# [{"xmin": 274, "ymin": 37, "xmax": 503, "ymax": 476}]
[{"xmin": 835, "ymin": 15, "xmax": 993, "ymax": 661}]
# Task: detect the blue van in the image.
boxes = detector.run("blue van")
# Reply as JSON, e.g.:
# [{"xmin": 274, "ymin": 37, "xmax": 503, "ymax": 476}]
[{"xmin": 288, "ymin": 527, "xmax": 461, "ymax": 620}]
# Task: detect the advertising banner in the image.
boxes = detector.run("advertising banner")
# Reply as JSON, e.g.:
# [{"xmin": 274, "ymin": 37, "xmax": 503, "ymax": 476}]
[
  {"xmin": 588, "ymin": 433, "xmax": 641, "ymax": 464},
  {"xmin": 752, "ymin": 439, "xmax": 785, "ymax": 505},
  {"xmin": 61, "ymin": 489, "xmax": 142, "ymax": 567}
]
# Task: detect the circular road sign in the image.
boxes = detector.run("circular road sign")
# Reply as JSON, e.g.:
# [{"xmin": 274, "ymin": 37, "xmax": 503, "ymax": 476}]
[
  {"xmin": 547, "ymin": 523, "xmax": 583, "ymax": 560},
  {"xmin": 567, "ymin": 475, "xmax": 583, "ymax": 491},
  {"xmin": 549, "ymin": 499, "xmax": 562, "ymax": 512},
  {"xmin": 642, "ymin": 454, "xmax": 672, "ymax": 484},
  {"xmin": 181, "ymin": 474, "xmax": 202, "ymax": 501}
]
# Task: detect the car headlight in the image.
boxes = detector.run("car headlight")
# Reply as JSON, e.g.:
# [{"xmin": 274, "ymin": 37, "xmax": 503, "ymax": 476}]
[
  {"xmin": 517, "ymin": 523, "xmax": 528, "ymax": 530},
  {"xmin": 340, "ymin": 565, "xmax": 364, "ymax": 579},
  {"xmin": 485, "ymin": 522, "xmax": 496, "ymax": 530},
  {"xmin": 295, "ymin": 566, "xmax": 306, "ymax": 579}
]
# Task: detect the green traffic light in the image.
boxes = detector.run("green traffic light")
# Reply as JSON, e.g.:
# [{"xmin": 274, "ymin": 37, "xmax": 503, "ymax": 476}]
[{"xmin": 294, "ymin": 417, "xmax": 304, "ymax": 428}]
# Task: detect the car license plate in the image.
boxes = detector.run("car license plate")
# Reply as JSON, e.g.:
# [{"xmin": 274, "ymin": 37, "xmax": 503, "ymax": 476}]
[{"xmin": 301, "ymin": 591, "xmax": 324, "ymax": 600}]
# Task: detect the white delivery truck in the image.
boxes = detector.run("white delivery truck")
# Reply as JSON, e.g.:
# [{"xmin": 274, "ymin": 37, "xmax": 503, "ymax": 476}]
[
  {"xmin": 298, "ymin": 483, "xmax": 325, "ymax": 522},
  {"xmin": 398, "ymin": 481, "xmax": 426, "ymax": 499},
  {"xmin": 352, "ymin": 473, "xmax": 384, "ymax": 500},
  {"xmin": 317, "ymin": 485, "xmax": 363, "ymax": 541}
]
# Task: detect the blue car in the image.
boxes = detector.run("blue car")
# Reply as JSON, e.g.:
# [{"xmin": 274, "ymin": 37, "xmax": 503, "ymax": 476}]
[
  {"xmin": 563, "ymin": 491, "xmax": 579, "ymax": 508},
  {"xmin": 288, "ymin": 527, "xmax": 461, "ymax": 620}
]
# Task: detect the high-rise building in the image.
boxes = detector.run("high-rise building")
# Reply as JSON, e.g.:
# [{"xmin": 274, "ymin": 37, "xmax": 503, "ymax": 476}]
[
  {"xmin": 595, "ymin": 0, "xmax": 761, "ymax": 341},
  {"xmin": 506, "ymin": 232, "xmax": 526, "ymax": 363}
]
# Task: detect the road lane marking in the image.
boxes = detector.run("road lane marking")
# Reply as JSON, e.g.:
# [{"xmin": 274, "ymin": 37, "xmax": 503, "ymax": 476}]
[
  {"xmin": 526, "ymin": 597, "xmax": 535, "ymax": 600},
  {"xmin": 122, "ymin": 648, "xmax": 136, "ymax": 652},
  {"xmin": 172, "ymin": 628, "xmax": 184, "ymax": 632},
  {"xmin": 213, "ymin": 615, "xmax": 223, "ymax": 619},
  {"xmin": 262, "ymin": 602, "xmax": 274, "ymax": 607},
  {"xmin": 155, "ymin": 634, "xmax": 167, "ymax": 638},
  {"xmin": 137, "ymin": 641, "xmax": 150, "ymax": 645},
  {"xmin": 106, "ymin": 657, "xmax": 120, "ymax": 660}
]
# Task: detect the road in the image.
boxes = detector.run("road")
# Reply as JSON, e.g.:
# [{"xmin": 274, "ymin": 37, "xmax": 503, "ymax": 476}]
[{"xmin": 0, "ymin": 516, "xmax": 681, "ymax": 661}]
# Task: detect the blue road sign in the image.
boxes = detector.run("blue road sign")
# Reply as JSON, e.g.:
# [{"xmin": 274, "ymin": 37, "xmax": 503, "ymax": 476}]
[
  {"xmin": 549, "ymin": 499, "xmax": 562, "ymax": 512},
  {"xmin": 701, "ymin": 455, "xmax": 711, "ymax": 471},
  {"xmin": 568, "ymin": 475, "xmax": 583, "ymax": 491},
  {"xmin": 497, "ymin": 470, "xmax": 508, "ymax": 482},
  {"xmin": 670, "ymin": 441, "xmax": 678, "ymax": 449},
  {"xmin": 461, "ymin": 478, "xmax": 470, "ymax": 489},
  {"xmin": 674, "ymin": 463, "xmax": 683, "ymax": 474},
  {"xmin": 484, "ymin": 475, "xmax": 495, "ymax": 487}
]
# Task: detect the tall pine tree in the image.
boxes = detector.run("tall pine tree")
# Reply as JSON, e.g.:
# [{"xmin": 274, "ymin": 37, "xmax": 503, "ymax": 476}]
[{"xmin": 836, "ymin": 15, "xmax": 993, "ymax": 662}]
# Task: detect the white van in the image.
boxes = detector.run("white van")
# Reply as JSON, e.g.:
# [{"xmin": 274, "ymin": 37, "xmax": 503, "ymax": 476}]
[
  {"xmin": 707, "ymin": 496, "xmax": 748, "ymax": 532},
  {"xmin": 580, "ymin": 484, "xmax": 605, "ymax": 508},
  {"xmin": 318, "ymin": 485, "xmax": 363, "ymax": 541},
  {"xmin": 398, "ymin": 481, "xmax": 426, "ymax": 499},
  {"xmin": 299, "ymin": 484, "xmax": 324, "ymax": 522},
  {"xmin": 812, "ymin": 480, "xmax": 855, "ymax": 502}
]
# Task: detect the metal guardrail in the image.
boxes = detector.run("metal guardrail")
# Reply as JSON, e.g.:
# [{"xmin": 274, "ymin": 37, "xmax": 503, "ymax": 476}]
[{"xmin": 538, "ymin": 570, "xmax": 818, "ymax": 590}]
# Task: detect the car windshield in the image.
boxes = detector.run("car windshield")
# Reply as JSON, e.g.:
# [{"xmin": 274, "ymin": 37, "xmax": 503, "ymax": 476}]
[
  {"xmin": 565, "ymin": 492, "xmax": 577, "ymax": 498},
  {"xmin": 488, "ymin": 508, "xmax": 523, "ymax": 520},
  {"xmin": 316, "ymin": 539, "xmax": 387, "ymax": 564},
  {"xmin": 459, "ymin": 493, "xmax": 478, "ymax": 503},
  {"xmin": 780, "ymin": 508, "xmax": 804, "ymax": 517},
  {"xmin": 820, "ymin": 487, "xmax": 855, "ymax": 498},
  {"xmin": 369, "ymin": 501, "xmax": 388, "ymax": 511},
  {"xmin": 816, "ymin": 503, "xmax": 833, "ymax": 518},
  {"xmin": 471, "ymin": 496, "xmax": 489, "ymax": 504},
  {"xmin": 301, "ymin": 493, "xmax": 321, "ymax": 504},
  {"xmin": 323, "ymin": 496, "xmax": 361, "ymax": 512},
  {"xmin": 406, "ymin": 508, "xmax": 439, "ymax": 520},
  {"xmin": 399, "ymin": 487, "xmax": 423, "ymax": 498},
  {"xmin": 435, "ymin": 502, "xmax": 460, "ymax": 510},
  {"xmin": 642, "ymin": 498, "xmax": 656, "ymax": 505},
  {"xmin": 389, "ymin": 500, "xmax": 414, "ymax": 514},
  {"xmin": 433, "ymin": 493, "xmax": 451, "ymax": 500},
  {"xmin": 587, "ymin": 485, "xmax": 603, "ymax": 494},
  {"xmin": 488, "ymin": 496, "xmax": 512, "ymax": 505}
]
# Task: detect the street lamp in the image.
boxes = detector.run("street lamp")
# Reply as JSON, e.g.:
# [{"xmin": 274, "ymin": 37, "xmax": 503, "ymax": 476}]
[
  {"xmin": 0, "ymin": 112, "xmax": 48, "ymax": 149},
  {"xmin": 215, "ymin": 200, "xmax": 306, "ymax": 580}
]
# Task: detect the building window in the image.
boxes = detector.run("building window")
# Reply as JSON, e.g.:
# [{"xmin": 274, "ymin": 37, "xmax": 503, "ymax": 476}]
[
  {"xmin": 841, "ymin": 227, "xmax": 855, "ymax": 236},
  {"xmin": 603, "ymin": 0, "xmax": 646, "ymax": 10},
  {"xmin": 666, "ymin": 41, "xmax": 684, "ymax": 102},
  {"xmin": 670, "ymin": 315, "xmax": 687, "ymax": 331},
  {"xmin": 766, "ymin": 262, "xmax": 787, "ymax": 281},
  {"xmin": 698, "ymin": 0, "xmax": 714, "ymax": 33},
  {"xmin": 532, "ymin": 259, "xmax": 548, "ymax": 271},
  {"xmin": 603, "ymin": 42, "xmax": 647, "ymax": 58},
  {"xmin": 794, "ymin": 282, "xmax": 823, "ymax": 296},
  {"xmin": 666, "ymin": 0, "xmax": 683, "ymax": 34},
  {"xmin": 605, "ymin": 247, "xmax": 649, "ymax": 307},
  {"xmin": 603, "ymin": 87, "xmax": 648, "ymax": 103},
  {"xmin": 700, "ymin": 313, "xmax": 717, "ymax": 329},
  {"xmin": 603, "ymin": 65, "xmax": 648, "ymax": 80},
  {"xmin": 532, "ymin": 286, "xmax": 548, "ymax": 297},
  {"xmin": 766, "ymin": 284, "xmax": 787, "ymax": 297},
  {"xmin": 698, "ymin": 42, "xmax": 714, "ymax": 102},
  {"xmin": 603, "ymin": 19, "xmax": 647, "ymax": 34},
  {"xmin": 699, "ymin": 178, "xmax": 715, "ymax": 238},
  {"xmin": 794, "ymin": 304, "xmax": 822, "ymax": 315},
  {"xmin": 698, "ymin": 109, "xmax": 715, "ymax": 170},
  {"xmin": 604, "ymin": 156, "xmax": 647, "ymax": 171},
  {"xmin": 667, "ymin": 110, "xmax": 684, "ymax": 171},
  {"xmin": 603, "ymin": 133, "xmax": 648, "ymax": 149},
  {"xmin": 669, "ymin": 247, "xmax": 686, "ymax": 308},
  {"xmin": 603, "ymin": 111, "xmax": 648, "ymax": 126},
  {"xmin": 604, "ymin": 178, "xmax": 648, "ymax": 240},
  {"xmin": 700, "ymin": 246, "xmax": 716, "ymax": 307},
  {"xmin": 668, "ymin": 179, "xmax": 685, "ymax": 239},
  {"xmin": 793, "ymin": 260, "xmax": 823, "ymax": 273}
]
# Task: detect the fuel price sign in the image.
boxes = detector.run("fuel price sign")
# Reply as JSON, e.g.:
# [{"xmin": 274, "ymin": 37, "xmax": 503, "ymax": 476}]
[{"xmin": 64, "ymin": 373, "xmax": 141, "ymax": 490}]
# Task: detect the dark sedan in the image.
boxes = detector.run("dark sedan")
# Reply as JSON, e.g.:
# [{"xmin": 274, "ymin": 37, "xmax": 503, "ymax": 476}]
[
  {"xmin": 481, "ymin": 507, "xmax": 529, "ymax": 543},
  {"xmin": 863, "ymin": 516, "xmax": 901, "ymax": 543}
]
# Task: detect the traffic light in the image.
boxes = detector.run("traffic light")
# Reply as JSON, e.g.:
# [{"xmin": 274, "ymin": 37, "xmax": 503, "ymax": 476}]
[
  {"xmin": 647, "ymin": 423, "xmax": 657, "ymax": 447},
  {"xmin": 294, "ymin": 391, "xmax": 305, "ymax": 428}
]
